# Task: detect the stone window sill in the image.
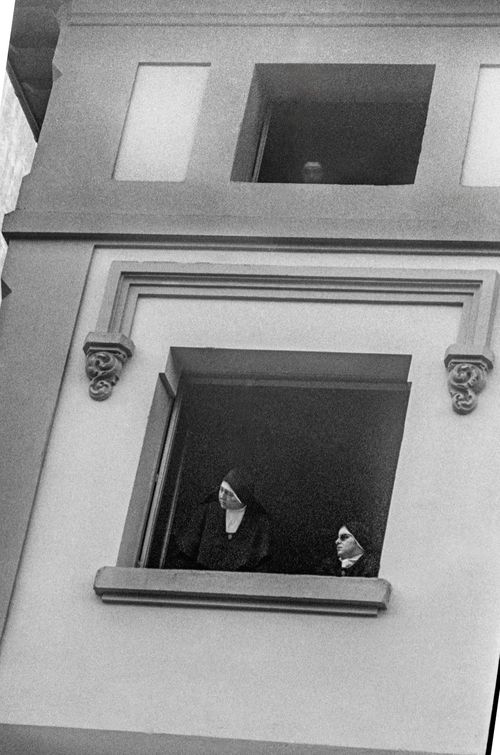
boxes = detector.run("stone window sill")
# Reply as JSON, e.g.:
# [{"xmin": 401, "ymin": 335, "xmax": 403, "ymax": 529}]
[{"xmin": 94, "ymin": 567, "xmax": 391, "ymax": 616}]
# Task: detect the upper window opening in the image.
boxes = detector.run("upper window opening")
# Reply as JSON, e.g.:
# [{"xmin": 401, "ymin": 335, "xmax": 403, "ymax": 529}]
[{"xmin": 231, "ymin": 64, "xmax": 435, "ymax": 185}]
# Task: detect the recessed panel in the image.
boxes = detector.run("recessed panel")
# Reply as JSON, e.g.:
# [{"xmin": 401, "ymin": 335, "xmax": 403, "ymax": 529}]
[
  {"xmin": 462, "ymin": 66, "xmax": 500, "ymax": 186},
  {"xmin": 114, "ymin": 64, "xmax": 210, "ymax": 182}
]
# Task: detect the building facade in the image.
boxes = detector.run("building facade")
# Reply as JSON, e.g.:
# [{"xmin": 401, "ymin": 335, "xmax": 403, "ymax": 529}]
[{"xmin": 0, "ymin": 2, "xmax": 499, "ymax": 753}]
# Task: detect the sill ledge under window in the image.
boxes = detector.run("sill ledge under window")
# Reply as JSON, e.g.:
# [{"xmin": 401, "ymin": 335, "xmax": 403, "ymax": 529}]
[{"xmin": 94, "ymin": 567, "xmax": 391, "ymax": 616}]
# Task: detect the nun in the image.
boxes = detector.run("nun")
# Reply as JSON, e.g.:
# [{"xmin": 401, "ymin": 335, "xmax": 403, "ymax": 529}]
[
  {"xmin": 173, "ymin": 467, "xmax": 271, "ymax": 572},
  {"xmin": 335, "ymin": 520, "xmax": 379, "ymax": 577}
]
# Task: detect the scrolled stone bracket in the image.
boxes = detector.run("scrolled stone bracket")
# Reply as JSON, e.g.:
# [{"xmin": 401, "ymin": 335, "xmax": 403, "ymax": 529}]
[
  {"xmin": 83, "ymin": 332, "xmax": 135, "ymax": 401},
  {"xmin": 444, "ymin": 346, "xmax": 494, "ymax": 415}
]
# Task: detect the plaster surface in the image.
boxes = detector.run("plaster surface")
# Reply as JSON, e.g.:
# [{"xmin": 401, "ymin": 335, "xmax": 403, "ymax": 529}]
[
  {"xmin": 0, "ymin": 239, "xmax": 93, "ymax": 644},
  {"xmin": 0, "ymin": 248, "xmax": 498, "ymax": 755}
]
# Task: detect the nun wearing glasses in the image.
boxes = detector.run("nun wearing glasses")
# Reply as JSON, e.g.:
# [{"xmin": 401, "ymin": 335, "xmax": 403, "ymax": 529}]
[
  {"xmin": 335, "ymin": 520, "xmax": 379, "ymax": 577},
  {"xmin": 174, "ymin": 467, "xmax": 271, "ymax": 572},
  {"xmin": 317, "ymin": 520, "xmax": 379, "ymax": 577}
]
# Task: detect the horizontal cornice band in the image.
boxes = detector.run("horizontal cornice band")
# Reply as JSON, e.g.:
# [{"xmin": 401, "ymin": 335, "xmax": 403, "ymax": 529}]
[
  {"xmin": 5, "ymin": 210, "xmax": 500, "ymax": 250},
  {"xmin": 3, "ymin": 229, "xmax": 500, "ymax": 258},
  {"xmin": 67, "ymin": 11, "xmax": 500, "ymax": 28}
]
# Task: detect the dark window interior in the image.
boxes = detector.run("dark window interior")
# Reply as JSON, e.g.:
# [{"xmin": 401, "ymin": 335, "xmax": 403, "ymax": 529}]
[
  {"xmin": 146, "ymin": 377, "xmax": 410, "ymax": 574},
  {"xmin": 231, "ymin": 63, "xmax": 435, "ymax": 185}
]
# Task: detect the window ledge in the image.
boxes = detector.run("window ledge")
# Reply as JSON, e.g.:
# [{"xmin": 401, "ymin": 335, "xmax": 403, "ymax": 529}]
[{"xmin": 94, "ymin": 567, "xmax": 391, "ymax": 616}]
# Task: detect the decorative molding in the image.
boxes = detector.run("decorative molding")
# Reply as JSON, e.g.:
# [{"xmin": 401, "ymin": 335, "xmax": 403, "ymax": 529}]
[
  {"xmin": 68, "ymin": 1, "xmax": 500, "ymax": 29},
  {"xmin": 88, "ymin": 260, "xmax": 498, "ymax": 413},
  {"xmin": 5, "ymin": 215, "xmax": 500, "ymax": 254},
  {"xmin": 83, "ymin": 332, "xmax": 135, "ymax": 400},
  {"xmin": 70, "ymin": 14, "xmax": 500, "ymax": 29},
  {"xmin": 94, "ymin": 566, "xmax": 391, "ymax": 616},
  {"xmin": 446, "ymin": 361, "xmax": 488, "ymax": 415},
  {"xmin": 444, "ymin": 346, "xmax": 494, "ymax": 414},
  {"xmin": 85, "ymin": 351, "xmax": 127, "ymax": 401}
]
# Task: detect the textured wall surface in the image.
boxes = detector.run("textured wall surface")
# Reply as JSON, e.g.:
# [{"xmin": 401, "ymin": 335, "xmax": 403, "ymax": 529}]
[
  {"xmin": 0, "ymin": 246, "xmax": 498, "ymax": 755},
  {"xmin": 0, "ymin": 72, "xmax": 36, "ymax": 268}
]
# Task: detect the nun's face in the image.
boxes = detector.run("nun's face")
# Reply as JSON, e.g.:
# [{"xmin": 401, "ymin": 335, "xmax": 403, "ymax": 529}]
[
  {"xmin": 336, "ymin": 526, "xmax": 364, "ymax": 560},
  {"xmin": 219, "ymin": 482, "xmax": 245, "ymax": 510}
]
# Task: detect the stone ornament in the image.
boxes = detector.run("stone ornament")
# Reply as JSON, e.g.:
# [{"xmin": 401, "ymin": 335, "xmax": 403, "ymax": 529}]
[
  {"xmin": 444, "ymin": 348, "xmax": 494, "ymax": 415},
  {"xmin": 83, "ymin": 332, "xmax": 135, "ymax": 401},
  {"xmin": 86, "ymin": 350, "xmax": 127, "ymax": 401},
  {"xmin": 447, "ymin": 361, "xmax": 488, "ymax": 415}
]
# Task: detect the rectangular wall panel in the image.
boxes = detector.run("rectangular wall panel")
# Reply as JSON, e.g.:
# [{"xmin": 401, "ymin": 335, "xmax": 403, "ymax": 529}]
[
  {"xmin": 462, "ymin": 66, "xmax": 500, "ymax": 186},
  {"xmin": 114, "ymin": 64, "xmax": 210, "ymax": 181}
]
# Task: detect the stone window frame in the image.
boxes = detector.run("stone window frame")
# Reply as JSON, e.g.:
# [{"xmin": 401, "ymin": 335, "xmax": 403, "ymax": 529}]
[
  {"xmin": 87, "ymin": 259, "xmax": 498, "ymax": 615},
  {"xmin": 97, "ymin": 347, "xmax": 410, "ymax": 616}
]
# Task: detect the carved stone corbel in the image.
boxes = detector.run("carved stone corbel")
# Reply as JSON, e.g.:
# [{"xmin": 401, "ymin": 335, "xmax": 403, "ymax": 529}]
[
  {"xmin": 444, "ymin": 346, "xmax": 494, "ymax": 415},
  {"xmin": 83, "ymin": 332, "xmax": 135, "ymax": 401}
]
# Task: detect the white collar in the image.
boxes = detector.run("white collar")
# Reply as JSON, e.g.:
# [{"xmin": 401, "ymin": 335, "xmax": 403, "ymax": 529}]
[
  {"xmin": 340, "ymin": 553, "xmax": 364, "ymax": 569},
  {"xmin": 225, "ymin": 507, "xmax": 246, "ymax": 533}
]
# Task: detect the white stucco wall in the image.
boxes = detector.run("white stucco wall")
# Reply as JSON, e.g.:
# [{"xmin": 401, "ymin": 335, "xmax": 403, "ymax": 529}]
[{"xmin": 0, "ymin": 248, "xmax": 498, "ymax": 754}]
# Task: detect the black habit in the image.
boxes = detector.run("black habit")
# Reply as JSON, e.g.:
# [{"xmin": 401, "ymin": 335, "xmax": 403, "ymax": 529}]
[
  {"xmin": 340, "ymin": 552, "xmax": 379, "ymax": 577},
  {"xmin": 315, "ymin": 552, "xmax": 379, "ymax": 577},
  {"xmin": 175, "ymin": 495, "xmax": 271, "ymax": 572}
]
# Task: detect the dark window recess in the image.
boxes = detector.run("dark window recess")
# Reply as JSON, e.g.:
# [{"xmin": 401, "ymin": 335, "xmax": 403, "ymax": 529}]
[
  {"xmin": 231, "ymin": 64, "xmax": 435, "ymax": 185},
  {"xmin": 146, "ymin": 378, "xmax": 410, "ymax": 575}
]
